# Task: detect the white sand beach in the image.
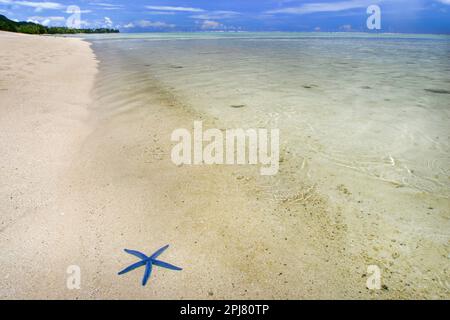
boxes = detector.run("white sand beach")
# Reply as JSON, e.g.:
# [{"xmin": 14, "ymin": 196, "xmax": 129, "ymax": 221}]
[
  {"xmin": 0, "ymin": 31, "xmax": 97, "ymax": 298},
  {"xmin": 0, "ymin": 32, "xmax": 448, "ymax": 299}
]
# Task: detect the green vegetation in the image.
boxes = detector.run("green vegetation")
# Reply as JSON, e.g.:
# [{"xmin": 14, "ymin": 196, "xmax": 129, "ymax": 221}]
[{"xmin": 0, "ymin": 15, "xmax": 119, "ymax": 34}]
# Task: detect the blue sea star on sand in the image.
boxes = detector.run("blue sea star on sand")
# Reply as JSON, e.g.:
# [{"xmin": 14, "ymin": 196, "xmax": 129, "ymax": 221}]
[{"xmin": 118, "ymin": 245, "xmax": 182, "ymax": 286}]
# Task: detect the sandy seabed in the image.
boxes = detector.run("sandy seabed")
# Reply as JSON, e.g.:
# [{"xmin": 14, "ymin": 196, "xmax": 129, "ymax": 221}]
[{"xmin": 0, "ymin": 31, "xmax": 448, "ymax": 299}]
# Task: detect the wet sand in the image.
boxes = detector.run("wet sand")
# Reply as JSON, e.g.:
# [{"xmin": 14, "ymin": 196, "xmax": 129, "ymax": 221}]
[{"xmin": 0, "ymin": 32, "xmax": 448, "ymax": 299}]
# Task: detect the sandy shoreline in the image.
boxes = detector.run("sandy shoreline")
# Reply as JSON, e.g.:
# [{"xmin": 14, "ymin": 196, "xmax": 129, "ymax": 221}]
[
  {"xmin": 0, "ymin": 32, "xmax": 448, "ymax": 299},
  {"xmin": 0, "ymin": 32, "xmax": 97, "ymax": 298}
]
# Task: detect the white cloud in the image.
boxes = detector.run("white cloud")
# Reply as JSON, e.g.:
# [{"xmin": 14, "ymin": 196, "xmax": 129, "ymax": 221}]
[
  {"xmin": 27, "ymin": 15, "xmax": 64, "ymax": 25},
  {"xmin": 437, "ymin": 0, "xmax": 450, "ymax": 4},
  {"xmin": 191, "ymin": 11, "xmax": 240, "ymax": 20},
  {"xmin": 145, "ymin": 6, "xmax": 204, "ymax": 13},
  {"xmin": 136, "ymin": 19, "xmax": 175, "ymax": 28},
  {"xmin": 0, "ymin": 0, "xmax": 67, "ymax": 13},
  {"xmin": 89, "ymin": 2, "xmax": 123, "ymax": 10},
  {"xmin": 146, "ymin": 11, "xmax": 176, "ymax": 15},
  {"xmin": 123, "ymin": 22, "xmax": 134, "ymax": 28},
  {"xmin": 200, "ymin": 20, "xmax": 223, "ymax": 30},
  {"xmin": 0, "ymin": 8, "xmax": 12, "ymax": 15},
  {"xmin": 15, "ymin": 1, "xmax": 64, "ymax": 10},
  {"xmin": 104, "ymin": 16, "xmax": 112, "ymax": 27},
  {"xmin": 267, "ymin": 0, "xmax": 382, "ymax": 15}
]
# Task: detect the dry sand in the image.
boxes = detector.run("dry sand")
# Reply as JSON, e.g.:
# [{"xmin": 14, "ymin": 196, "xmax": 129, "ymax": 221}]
[
  {"xmin": 0, "ymin": 32, "xmax": 97, "ymax": 298},
  {"xmin": 0, "ymin": 31, "xmax": 448, "ymax": 299}
]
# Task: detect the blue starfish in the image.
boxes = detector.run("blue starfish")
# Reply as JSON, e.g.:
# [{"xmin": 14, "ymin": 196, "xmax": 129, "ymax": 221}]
[{"xmin": 118, "ymin": 245, "xmax": 182, "ymax": 286}]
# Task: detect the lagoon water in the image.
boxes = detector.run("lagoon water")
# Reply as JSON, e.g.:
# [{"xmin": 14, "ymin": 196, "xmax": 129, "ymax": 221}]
[
  {"xmin": 82, "ymin": 33, "xmax": 450, "ymax": 296},
  {"xmin": 85, "ymin": 32, "xmax": 450, "ymax": 197}
]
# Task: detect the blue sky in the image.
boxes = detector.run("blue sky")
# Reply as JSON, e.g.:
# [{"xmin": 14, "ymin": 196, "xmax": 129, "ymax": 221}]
[{"xmin": 1, "ymin": 0, "xmax": 450, "ymax": 33}]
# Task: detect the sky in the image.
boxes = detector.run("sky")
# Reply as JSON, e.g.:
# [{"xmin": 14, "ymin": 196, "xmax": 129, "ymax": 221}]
[{"xmin": 1, "ymin": 0, "xmax": 450, "ymax": 34}]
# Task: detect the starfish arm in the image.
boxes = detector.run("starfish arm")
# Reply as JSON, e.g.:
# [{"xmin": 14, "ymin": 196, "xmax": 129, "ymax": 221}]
[
  {"xmin": 124, "ymin": 249, "xmax": 148, "ymax": 260},
  {"xmin": 150, "ymin": 244, "xmax": 170, "ymax": 259},
  {"xmin": 118, "ymin": 260, "xmax": 146, "ymax": 275},
  {"xmin": 152, "ymin": 259, "xmax": 182, "ymax": 271},
  {"xmin": 142, "ymin": 261, "xmax": 153, "ymax": 286}
]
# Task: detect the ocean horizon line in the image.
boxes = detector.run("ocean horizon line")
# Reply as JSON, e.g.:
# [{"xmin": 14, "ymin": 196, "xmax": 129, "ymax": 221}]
[{"xmin": 116, "ymin": 30, "xmax": 450, "ymax": 36}]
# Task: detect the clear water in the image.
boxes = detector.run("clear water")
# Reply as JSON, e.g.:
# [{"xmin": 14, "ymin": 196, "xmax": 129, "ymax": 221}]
[{"xmin": 85, "ymin": 32, "xmax": 450, "ymax": 197}]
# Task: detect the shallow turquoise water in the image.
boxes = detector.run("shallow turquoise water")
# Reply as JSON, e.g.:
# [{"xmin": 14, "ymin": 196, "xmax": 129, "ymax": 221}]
[{"xmin": 85, "ymin": 32, "xmax": 450, "ymax": 197}]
